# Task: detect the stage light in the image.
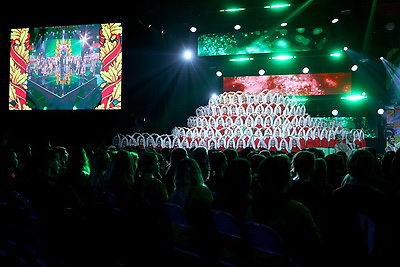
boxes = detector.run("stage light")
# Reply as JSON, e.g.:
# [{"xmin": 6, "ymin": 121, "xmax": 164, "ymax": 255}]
[
  {"xmin": 332, "ymin": 18, "xmax": 339, "ymax": 24},
  {"xmin": 351, "ymin": 64, "xmax": 358, "ymax": 71},
  {"xmin": 190, "ymin": 27, "xmax": 197, "ymax": 33},
  {"xmin": 377, "ymin": 108, "xmax": 385, "ymax": 115},
  {"xmin": 219, "ymin": 8, "xmax": 246, "ymax": 12},
  {"xmin": 264, "ymin": 4, "xmax": 291, "ymax": 9},
  {"xmin": 281, "ymin": 22, "xmax": 288, "ymax": 27},
  {"xmin": 183, "ymin": 50, "xmax": 193, "ymax": 60},
  {"xmin": 234, "ymin": 24, "xmax": 241, "ymax": 30},
  {"xmin": 330, "ymin": 52, "xmax": 341, "ymax": 57},
  {"xmin": 259, "ymin": 69, "xmax": 265, "ymax": 75},
  {"xmin": 380, "ymin": 56, "xmax": 384, "ymax": 60},
  {"xmin": 229, "ymin": 57, "xmax": 254, "ymax": 62},
  {"xmin": 211, "ymin": 93, "xmax": 218, "ymax": 100},
  {"xmin": 289, "ymin": 97, "xmax": 308, "ymax": 102},
  {"xmin": 343, "ymin": 46, "xmax": 348, "ymax": 51},
  {"xmin": 332, "ymin": 109, "xmax": 338, "ymax": 116},
  {"xmin": 341, "ymin": 94, "xmax": 367, "ymax": 101},
  {"xmin": 271, "ymin": 55, "xmax": 295, "ymax": 60},
  {"xmin": 216, "ymin": 71, "xmax": 223, "ymax": 77},
  {"xmin": 302, "ymin": 67, "xmax": 309, "ymax": 74}
]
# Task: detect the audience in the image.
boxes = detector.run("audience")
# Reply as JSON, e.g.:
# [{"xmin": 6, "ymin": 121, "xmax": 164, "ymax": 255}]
[
  {"xmin": 190, "ymin": 146, "xmax": 211, "ymax": 183},
  {"xmin": 212, "ymin": 157, "xmax": 252, "ymax": 224},
  {"xmin": 206, "ymin": 150, "xmax": 228, "ymax": 195},
  {"xmin": 163, "ymin": 147, "xmax": 188, "ymax": 195},
  {"xmin": 329, "ymin": 148, "xmax": 399, "ymax": 266},
  {"xmin": 169, "ymin": 157, "xmax": 214, "ymax": 216},
  {"xmin": 169, "ymin": 157, "xmax": 215, "ymax": 260},
  {"xmin": 324, "ymin": 152, "xmax": 347, "ymax": 189},
  {"xmin": 1, "ymin": 140, "xmax": 399, "ymax": 266},
  {"xmin": 247, "ymin": 153, "xmax": 324, "ymax": 266}
]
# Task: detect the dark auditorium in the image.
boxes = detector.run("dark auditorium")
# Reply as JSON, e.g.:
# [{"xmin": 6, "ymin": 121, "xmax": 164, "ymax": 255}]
[{"xmin": 1, "ymin": 1, "xmax": 400, "ymax": 266}]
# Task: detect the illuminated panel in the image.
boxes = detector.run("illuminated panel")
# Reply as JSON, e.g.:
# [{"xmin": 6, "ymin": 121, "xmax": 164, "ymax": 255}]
[
  {"xmin": 198, "ymin": 27, "xmax": 329, "ymax": 56},
  {"xmin": 314, "ymin": 117, "xmax": 377, "ymax": 138},
  {"xmin": 223, "ymin": 73, "xmax": 352, "ymax": 95},
  {"xmin": 386, "ymin": 106, "xmax": 400, "ymax": 143},
  {"xmin": 9, "ymin": 23, "xmax": 122, "ymax": 110}
]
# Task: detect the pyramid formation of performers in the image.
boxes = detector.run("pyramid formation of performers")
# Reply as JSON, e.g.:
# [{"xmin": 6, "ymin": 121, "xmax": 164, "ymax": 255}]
[{"xmin": 113, "ymin": 90, "xmax": 366, "ymax": 153}]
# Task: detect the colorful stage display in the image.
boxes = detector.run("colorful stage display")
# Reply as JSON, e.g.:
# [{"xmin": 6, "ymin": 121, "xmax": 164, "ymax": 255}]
[
  {"xmin": 223, "ymin": 73, "xmax": 352, "ymax": 95},
  {"xmin": 113, "ymin": 89, "xmax": 366, "ymax": 154},
  {"xmin": 198, "ymin": 26, "xmax": 331, "ymax": 57},
  {"xmin": 9, "ymin": 23, "xmax": 122, "ymax": 110}
]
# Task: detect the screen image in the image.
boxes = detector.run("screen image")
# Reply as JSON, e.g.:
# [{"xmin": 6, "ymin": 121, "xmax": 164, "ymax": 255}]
[
  {"xmin": 223, "ymin": 73, "xmax": 352, "ymax": 95},
  {"xmin": 198, "ymin": 26, "xmax": 330, "ymax": 57},
  {"xmin": 9, "ymin": 23, "xmax": 122, "ymax": 110},
  {"xmin": 386, "ymin": 106, "xmax": 400, "ymax": 143},
  {"xmin": 313, "ymin": 116, "xmax": 377, "ymax": 138}
]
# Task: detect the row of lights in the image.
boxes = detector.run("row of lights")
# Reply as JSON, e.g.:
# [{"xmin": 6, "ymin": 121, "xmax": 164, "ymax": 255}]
[
  {"xmin": 332, "ymin": 108, "xmax": 385, "ymax": 116},
  {"xmin": 183, "ymin": 46, "xmax": 361, "ymax": 74},
  {"xmin": 214, "ymin": 64, "xmax": 358, "ymax": 77},
  {"xmin": 189, "ymin": 18, "xmax": 338, "ymax": 33},
  {"xmin": 189, "ymin": 18, "xmax": 340, "ymax": 33},
  {"xmin": 187, "ymin": 4, "xmax": 339, "ymax": 33}
]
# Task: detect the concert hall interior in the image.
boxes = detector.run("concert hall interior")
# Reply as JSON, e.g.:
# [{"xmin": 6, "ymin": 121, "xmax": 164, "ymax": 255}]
[{"xmin": 1, "ymin": 0, "xmax": 400, "ymax": 153}]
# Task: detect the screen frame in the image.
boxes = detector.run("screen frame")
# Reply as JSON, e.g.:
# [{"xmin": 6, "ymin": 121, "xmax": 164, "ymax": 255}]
[{"xmin": 9, "ymin": 22, "xmax": 122, "ymax": 111}]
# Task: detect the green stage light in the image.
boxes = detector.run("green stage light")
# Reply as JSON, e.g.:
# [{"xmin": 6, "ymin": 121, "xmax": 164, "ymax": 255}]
[
  {"xmin": 330, "ymin": 52, "xmax": 341, "ymax": 57},
  {"xmin": 271, "ymin": 55, "xmax": 295, "ymax": 60},
  {"xmin": 289, "ymin": 97, "xmax": 308, "ymax": 102},
  {"xmin": 229, "ymin": 57, "xmax": 254, "ymax": 61},
  {"xmin": 340, "ymin": 94, "xmax": 367, "ymax": 101},
  {"xmin": 264, "ymin": 4, "xmax": 291, "ymax": 9},
  {"xmin": 219, "ymin": 8, "xmax": 246, "ymax": 12}
]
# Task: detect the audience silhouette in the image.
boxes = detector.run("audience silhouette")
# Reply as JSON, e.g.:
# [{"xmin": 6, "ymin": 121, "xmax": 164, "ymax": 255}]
[{"xmin": 1, "ymin": 141, "xmax": 399, "ymax": 266}]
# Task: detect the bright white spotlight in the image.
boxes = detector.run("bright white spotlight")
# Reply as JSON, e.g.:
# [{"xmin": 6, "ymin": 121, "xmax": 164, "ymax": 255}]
[
  {"xmin": 332, "ymin": 109, "xmax": 338, "ymax": 116},
  {"xmin": 380, "ymin": 56, "xmax": 384, "ymax": 60},
  {"xmin": 259, "ymin": 69, "xmax": 265, "ymax": 75},
  {"xmin": 190, "ymin": 26, "xmax": 197, "ymax": 33},
  {"xmin": 183, "ymin": 50, "xmax": 193, "ymax": 60},
  {"xmin": 351, "ymin": 64, "xmax": 358, "ymax": 71},
  {"xmin": 377, "ymin": 108, "xmax": 385, "ymax": 115},
  {"xmin": 343, "ymin": 46, "xmax": 348, "ymax": 51},
  {"xmin": 281, "ymin": 22, "xmax": 288, "ymax": 27},
  {"xmin": 216, "ymin": 71, "xmax": 223, "ymax": 77},
  {"xmin": 332, "ymin": 18, "xmax": 339, "ymax": 24},
  {"xmin": 211, "ymin": 93, "xmax": 218, "ymax": 100},
  {"xmin": 302, "ymin": 67, "xmax": 310, "ymax": 74},
  {"xmin": 234, "ymin": 24, "xmax": 241, "ymax": 30}
]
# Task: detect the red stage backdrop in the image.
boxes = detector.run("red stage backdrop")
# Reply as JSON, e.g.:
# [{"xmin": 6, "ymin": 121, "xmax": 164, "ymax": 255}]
[{"xmin": 223, "ymin": 73, "xmax": 352, "ymax": 95}]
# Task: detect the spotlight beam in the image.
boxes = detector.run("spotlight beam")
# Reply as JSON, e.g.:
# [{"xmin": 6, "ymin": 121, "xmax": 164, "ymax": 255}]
[
  {"xmin": 381, "ymin": 58, "xmax": 400, "ymax": 96},
  {"xmin": 362, "ymin": 0, "xmax": 378, "ymax": 53},
  {"xmin": 281, "ymin": 0, "xmax": 314, "ymax": 25}
]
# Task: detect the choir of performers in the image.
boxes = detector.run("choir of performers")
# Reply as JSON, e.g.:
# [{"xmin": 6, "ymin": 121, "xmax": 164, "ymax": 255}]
[{"xmin": 113, "ymin": 90, "xmax": 368, "ymax": 154}]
